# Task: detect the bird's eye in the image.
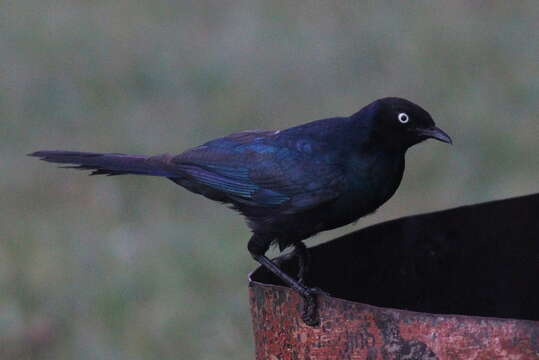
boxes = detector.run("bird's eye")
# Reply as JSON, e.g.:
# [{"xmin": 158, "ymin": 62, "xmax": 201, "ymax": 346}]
[{"xmin": 398, "ymin": 113, "xmax": 409, "ymax": 124}]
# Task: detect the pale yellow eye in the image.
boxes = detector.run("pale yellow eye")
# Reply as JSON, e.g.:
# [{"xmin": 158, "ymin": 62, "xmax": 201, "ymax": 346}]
[{"xmin": 398, "ymin": 113, "xmax": 409, "ymax": 124}]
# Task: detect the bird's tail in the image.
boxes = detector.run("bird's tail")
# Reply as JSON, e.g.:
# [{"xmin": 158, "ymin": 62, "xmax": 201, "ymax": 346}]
[{"xmin": 29, "ymin": 150, "xmax": 178, "ymax": 177}]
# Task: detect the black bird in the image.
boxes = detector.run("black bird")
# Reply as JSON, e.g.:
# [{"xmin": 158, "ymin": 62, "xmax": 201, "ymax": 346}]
[{"xmin": 30, "ymin": 97, "xmax": 451, "ymax": 325}]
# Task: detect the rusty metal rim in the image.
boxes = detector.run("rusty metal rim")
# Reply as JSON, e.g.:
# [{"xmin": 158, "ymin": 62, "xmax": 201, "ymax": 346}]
[{"xmin": 248, "ymin": 278, "xmax": 539, "ymax": 326}]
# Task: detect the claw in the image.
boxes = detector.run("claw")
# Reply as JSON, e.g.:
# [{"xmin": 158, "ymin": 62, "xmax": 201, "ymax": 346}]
[
  {"xmin": 299, "ymin": 286, "xmax": 330, "ymax": 326},
  {"xmin": 301, "ymin": 293, "xmax": 320, "ymax": 326}
]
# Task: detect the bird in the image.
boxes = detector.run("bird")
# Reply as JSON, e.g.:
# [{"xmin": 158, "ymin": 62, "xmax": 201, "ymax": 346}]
[{"xmin": 29, "ymin": 97, "xmax": 452, "ymax": 326}]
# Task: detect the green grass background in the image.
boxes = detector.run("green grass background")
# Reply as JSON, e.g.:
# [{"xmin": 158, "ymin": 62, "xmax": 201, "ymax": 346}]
[{"xmin": 1, "ymin": 1, "xmax": 538, "ymax": 359}]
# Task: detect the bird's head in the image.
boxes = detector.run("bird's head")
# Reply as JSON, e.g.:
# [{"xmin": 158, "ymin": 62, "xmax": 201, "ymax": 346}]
[{"xmin": 359, "ymin": 97, "xmax": 452, "ymax": 151}]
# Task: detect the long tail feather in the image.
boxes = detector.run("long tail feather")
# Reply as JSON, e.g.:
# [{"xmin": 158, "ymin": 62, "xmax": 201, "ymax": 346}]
[{"xmin": 29, "ymin": 150, "xmax": 177, "ymax": 177}]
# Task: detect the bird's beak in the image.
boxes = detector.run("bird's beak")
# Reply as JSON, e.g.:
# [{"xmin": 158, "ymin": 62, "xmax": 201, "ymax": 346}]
[{"xmin": 417, "ymin": 126, "xmax": 452, "ymax": 144}]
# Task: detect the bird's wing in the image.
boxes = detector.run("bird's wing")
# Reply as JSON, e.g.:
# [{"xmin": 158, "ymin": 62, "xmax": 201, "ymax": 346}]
[{"xmin": 172, "ymin": 130, "xmax": 346, "ymax": 211}]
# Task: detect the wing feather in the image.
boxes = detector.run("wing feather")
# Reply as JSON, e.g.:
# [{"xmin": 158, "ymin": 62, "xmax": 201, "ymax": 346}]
[{"xmin": 173, "ymin": 130, "xmax": 346, "ymax": 211}]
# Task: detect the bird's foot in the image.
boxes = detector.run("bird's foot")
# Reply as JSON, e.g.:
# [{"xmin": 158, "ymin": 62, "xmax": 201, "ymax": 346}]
[
  {"xmin": 299, "ymin": 287, "xmax": 331, "ymax": 326},
  {"xmin": 301, "ymin": 293, "xmax": 319, "ymax": 326},
  {"xmin": 248, "ymin": 237, "xmax": 325, "ymax": 327}
]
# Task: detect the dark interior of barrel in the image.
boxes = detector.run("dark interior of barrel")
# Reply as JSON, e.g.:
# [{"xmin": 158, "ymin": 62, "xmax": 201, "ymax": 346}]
[{"xmin": 250, "ymin": 193, "xmax": 539, "ymax": 321}]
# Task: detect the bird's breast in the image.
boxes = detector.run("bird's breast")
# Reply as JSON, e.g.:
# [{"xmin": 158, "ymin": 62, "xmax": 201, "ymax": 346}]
[{"xmin": 325, "ymin": 153, "xmax": 405, "ymax": 228}]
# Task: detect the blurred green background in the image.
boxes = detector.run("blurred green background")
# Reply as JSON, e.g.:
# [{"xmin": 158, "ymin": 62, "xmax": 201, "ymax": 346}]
[{"xmin": 1, "ymin": 1, "xmax": 538, "ymax": 359}]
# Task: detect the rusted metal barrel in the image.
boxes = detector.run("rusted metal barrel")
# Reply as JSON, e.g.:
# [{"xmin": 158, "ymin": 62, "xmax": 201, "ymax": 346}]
[{"xmin": 249, "ymin": 193, "xmax": 539, "ymax": 359}]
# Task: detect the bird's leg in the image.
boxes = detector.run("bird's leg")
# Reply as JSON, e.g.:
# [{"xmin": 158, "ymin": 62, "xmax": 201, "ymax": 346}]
[
  {"xmin": 292, "ymin": 242, "xmax": 330, "ymax": 298},
  {"xmin": 293, "ymin": 241, "xmax": 310, "ymax": 285},
  {"xmin": 248, "ymin": 235, "xmax": 320, "ymax": 326}
]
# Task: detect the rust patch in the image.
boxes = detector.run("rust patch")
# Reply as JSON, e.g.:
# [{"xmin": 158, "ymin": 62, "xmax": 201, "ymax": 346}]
[{"xmin": 250, "ymin": 283, "xmax": 539, "ymax": 360}]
